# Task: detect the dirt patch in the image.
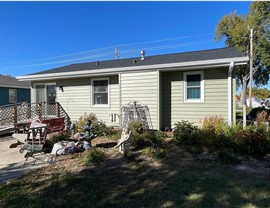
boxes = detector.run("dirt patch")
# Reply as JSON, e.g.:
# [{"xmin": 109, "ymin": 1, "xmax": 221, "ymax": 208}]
[
  {"xmin": 232, "ymin": 155, "xmax": 270, "ymax": 178},
  {"xmin": 43, "ymin": 137, "xmax": 270, "ymax": 180}
]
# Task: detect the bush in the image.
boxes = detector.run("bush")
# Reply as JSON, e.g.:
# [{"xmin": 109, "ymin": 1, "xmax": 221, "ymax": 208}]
[
  {"xmin": 76, "ymin": 113, "xmax": 97, "ymax": 133},
  {"xmin": 48, "ymin": 132, "xmax": 70, "ymax": 144},
  {"xmin": 128, "ymin": 121, "xmax": 143, "ymax": 134},
  {"xmin": 128, "ymin": 122, "xmax": 165, "ymax": 148},
  {"xmin": 109, "ymin": 128, "xmax": 122, "ymax": 141},
  {"xmin": 201, "ymin": 116, "xmax": 225, "ymax": 135},
  {"xmin": 233, "ymin": 129, "xmax": 269, "ymax": 156},
  {"xmin": 93, "ymin": 120, "xmax": 110, "ymax": 137},
  {"xmin": 80, "ymin": 148, "xmax": 105, "ymax": 166},
  {"xmin": 149, "ymin": 130, "xmax": 166, "ymax": 148},
  {"xmin": 201, "ymin": 129, "xmax": 233, "ymax": 152},
  {"xmin": 76, "ymin": 113, "xmax": 110, "ymax": 137},
  {"xmin": 173, "ymin": 120, "xmax": 201, "ymax": 146},
  {"xmin": 223, "ymin": 123, "xmax": 243, "ymax": 139},
  {"xmin": 142, "ymin": 147, "xmax": 166, "ymax": 159}
]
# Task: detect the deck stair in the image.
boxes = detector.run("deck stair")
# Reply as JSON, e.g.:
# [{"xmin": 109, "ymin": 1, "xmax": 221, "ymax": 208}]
[{"xmin": 0, "ymin": 102, "xmax": 70, "ymax": 136}]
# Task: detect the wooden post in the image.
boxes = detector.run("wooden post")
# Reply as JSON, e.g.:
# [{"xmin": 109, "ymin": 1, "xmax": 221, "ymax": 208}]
[
  {"xmin": 37, "ymin": 102, "xmax": 42, "ymax": 120},
  {"xmin": 249, "ymin": 28, "xmax": 253, "ymax": 109},
  {"xmin": 13, "ymin": 107, "xmax": 17, "ymax": 123},
  {"xmin": 56, "ymin": 102, "xmax": 60, "ymax": 117}
]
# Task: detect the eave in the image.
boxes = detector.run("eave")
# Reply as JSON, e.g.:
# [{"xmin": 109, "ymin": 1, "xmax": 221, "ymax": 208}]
[{"xmin": 17, "ymin": 56, "xmax": 249, "ymax": 82}]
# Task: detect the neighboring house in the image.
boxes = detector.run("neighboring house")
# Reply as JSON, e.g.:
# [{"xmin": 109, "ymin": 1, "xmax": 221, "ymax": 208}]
[
  {"xmin": 246, "ymin": 97, "xmax": 263, "ymax": 108},
  {"xmin": 17, "ymin": 47, "xmax": 248, "ymax": 129},
  {"xmin": 0, "ymin": 75, "xmax": 30, "ymax": 106}
]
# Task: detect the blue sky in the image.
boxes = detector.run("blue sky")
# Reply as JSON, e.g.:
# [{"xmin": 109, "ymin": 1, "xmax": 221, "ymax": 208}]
[{"xmin": 0, "ymin": 1, "xmax": 251, "ymax": 77}]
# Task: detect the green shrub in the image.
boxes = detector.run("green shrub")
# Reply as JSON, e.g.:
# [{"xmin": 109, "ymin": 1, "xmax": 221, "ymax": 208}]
[
  {"xmin": 48, "ymin": 132, "xmax": 70, "ymax": 144},
  {"xmin": 142, "ymin": 147, "xmax": 166, "ymax": 159},
  {"xmin": 93, "ymin": 120, "xmax": 110, "ymax": 137},
  {"xmin": 128, "ymin": 122, "xmax": 165, "ymax": 148},
  {"xmin": 215, "ymin": 148, "xmax": 240, "ymax": 164},
  {"xmin": 128, "ymin": 121, "xmax": 144, "ymax": 146},
  {"xmin": 149, "ymin": 130, "xmax": 165, "ymax": 148},
  {"xmin": 109, "ymin": 128, "xmax": 122, "ymax": 141},
  {"xmin": 201, "ymin": 129, "xmax": 233, "ymax": 152},
  {"xmin": 128, "ymin": 121, "xmax": 143, "ymax": 134},
  {"xmin": 223, "ymin": 123, "xmax": 243, "ymax": 139},
  {"xmin": 80, "ymin": 148, "xmax": 105, "ymax": 166},
  {"xmin": 76, "ymin": 113, "xmax": 110, "ymax": 137},
  {"xmin": 173, "ymin": 120, "xmax": 201, "ymax": 146},
  {"xmin": 76, "ymin": 113, "xmax": 97, "ymax": 133}
]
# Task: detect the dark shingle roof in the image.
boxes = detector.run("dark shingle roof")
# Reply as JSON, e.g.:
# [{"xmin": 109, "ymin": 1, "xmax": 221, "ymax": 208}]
[
  {"xmin": 29, "ymin": 47, "xmax": 246, "ymax": 75},
  {"xmin": 0, "ymin": 75, "xmax": 30, "ymax": 88}
]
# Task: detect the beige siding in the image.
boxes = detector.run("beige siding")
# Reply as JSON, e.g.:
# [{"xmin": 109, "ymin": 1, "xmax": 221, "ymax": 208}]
[
  {"xmin": 161, "ymin": 68, "xmax": 228, "ymax": 128},
  {"xmin": 120, "ymin": 71, "xmax": 159, "ymax": 129},
  {"xmin": 33, "ymin": 76, "xmax": 120, "ymax": 126}
]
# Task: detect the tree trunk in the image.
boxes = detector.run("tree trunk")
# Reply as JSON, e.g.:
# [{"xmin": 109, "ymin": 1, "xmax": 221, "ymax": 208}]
[
  {"xmin": 242, "ymin": 76, "xmax": 247, "ymax": 107},
  {"xmin": 239, "ymin": 64, "xmax": 250, "ymax": 107},
  {"xmin": 239, "ymin": 78, "xmax": 247, "ymax": 108}
]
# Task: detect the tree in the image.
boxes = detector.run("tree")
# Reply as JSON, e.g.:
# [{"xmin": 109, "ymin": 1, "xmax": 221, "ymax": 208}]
[
  {"xmin": 215, "ymin": 2, "xmax": 270, "ymax": 105},
  {"xmin": 247, "ymin": 87, "xmax": 270, "ymax": 100}
]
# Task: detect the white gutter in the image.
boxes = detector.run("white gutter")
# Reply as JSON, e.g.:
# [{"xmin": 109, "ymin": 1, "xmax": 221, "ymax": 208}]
[
  {"xmin": 228, "ymin": 62, "xmax": 235, "ymax": 126},
  {"xmin": 17, "ymin": 56, "xmax": 248, "ymax": 81},
  {"xmin": 0, "ymin": 85, "xmax": 30, "ymax": 89}
]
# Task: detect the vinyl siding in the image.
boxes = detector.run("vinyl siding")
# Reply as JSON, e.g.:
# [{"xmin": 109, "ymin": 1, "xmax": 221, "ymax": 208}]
[
  {"xmin": 0, "ymin": 87, "xmax": 30, "ymax": 106},
  {"xmin": 120, "ymin": 71, "xmax": 159, "ymax": 129},
  {"xmin": 161, "ymin": 68, "xmax": 228, "ymax": 128},
  {"xmin": 32, "ymin": 76, "xmax": 120, "ymax": 126}
]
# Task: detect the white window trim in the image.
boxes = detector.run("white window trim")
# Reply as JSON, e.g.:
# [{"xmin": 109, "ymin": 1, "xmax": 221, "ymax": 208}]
[
  {"xmin": 91, "ymin": 77, "xmax": 110, "ymax": 107},
  {"xmin": 183, "ymin": 71, "xmax": 204, "ymax": 103},
  {"xmin": 9, "ymin": 89, "xmax": 17, "ymax": 103}
]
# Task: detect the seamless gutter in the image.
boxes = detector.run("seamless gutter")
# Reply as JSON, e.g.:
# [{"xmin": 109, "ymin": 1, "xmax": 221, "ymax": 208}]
[
  {"xmin": 17, "ymin": 56, "xmax": 248, "ymax": 81},
  {"xmin": 0, "ymin": 85, "xmax": 30, "ymax": 89}
]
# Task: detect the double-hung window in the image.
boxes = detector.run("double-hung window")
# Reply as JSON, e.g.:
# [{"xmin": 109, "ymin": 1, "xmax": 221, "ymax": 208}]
[
  {"xmin": 9, "ymin": 89, "xmax": 17, "ymax": 103},
  {"xmin": 92, "ymin": 78, "xmax": 109, "ymax": 106},
  {"xmin": 184, "ymin": 71, "xmax": 204, "ymax": 103}
]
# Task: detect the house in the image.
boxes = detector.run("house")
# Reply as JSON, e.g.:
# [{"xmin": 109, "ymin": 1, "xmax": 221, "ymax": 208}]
[
  {"xmin": 0, "ymin": 75, "xmax": 30, "ymax": 106},
  {"xmin": 17, "ymin": 47, "xmax": 248, "ymax": 129},
  {"xmin": 246, "ymin": 96, "xmax": 263, "ymax": 108}
]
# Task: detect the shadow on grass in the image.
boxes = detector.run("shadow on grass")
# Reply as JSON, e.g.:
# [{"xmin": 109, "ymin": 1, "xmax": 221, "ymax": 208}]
[{"xmin": 1, "ymin": 143, "xmax": 270, "ymax": 208}]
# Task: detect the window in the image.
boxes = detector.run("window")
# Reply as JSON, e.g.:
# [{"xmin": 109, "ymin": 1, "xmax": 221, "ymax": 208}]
[
  {"xmin": 9, "ymin": 89, "xmax": 17, "ymax": 103},
  {"xmin": 35, "ymin": 84, "xmax": 56, "ymax": 103},
  {"xmin": 184, "ymin": 71, "xmax": 204, "ymax": 102},
  {"xmin": 92, "ymin": 78, "xmax": 109, "ymax": 106}
]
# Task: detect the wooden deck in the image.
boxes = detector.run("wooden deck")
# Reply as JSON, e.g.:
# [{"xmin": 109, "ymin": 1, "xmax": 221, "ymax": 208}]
[
  {"xmin": 0, "ymin": 102, "xmax": 70, "ymax": 136},
  {"xmin": 0, "ymin": 124, "xmax": 13, "ymax": 136}
]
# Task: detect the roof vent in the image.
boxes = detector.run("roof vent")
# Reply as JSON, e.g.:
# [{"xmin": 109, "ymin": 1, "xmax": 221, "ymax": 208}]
[
  {"xmin": 96, "ymin": 61, "xmax": 99, "ymax": 65},
  {"xmin": 141, "ymin": 50, "xmax": 145, "ymax": 60}
]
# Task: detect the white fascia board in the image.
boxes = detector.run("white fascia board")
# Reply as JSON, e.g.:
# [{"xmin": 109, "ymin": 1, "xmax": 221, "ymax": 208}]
[
  {"xmin": 17, "ymin": 56, "xmax": 248, "ymax": 81},
  {"xmin": 0, "ymin": 85, "xmax": 30, "ymax": 89}
]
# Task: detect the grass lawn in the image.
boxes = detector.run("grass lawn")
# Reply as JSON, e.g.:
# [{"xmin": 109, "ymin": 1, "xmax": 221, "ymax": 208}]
[{"xmin": 0, "ymin": 139, "xmax": 270, "ymax": 208}]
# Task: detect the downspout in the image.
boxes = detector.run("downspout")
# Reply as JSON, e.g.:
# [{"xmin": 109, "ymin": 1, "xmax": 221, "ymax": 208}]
[
  {"xmin": 228, "ymin": 62, "xmax": 235, "ymax": 126},
  {"xmin": 118, "ymin": 73, "xmax": 122, "ymax": 127}
]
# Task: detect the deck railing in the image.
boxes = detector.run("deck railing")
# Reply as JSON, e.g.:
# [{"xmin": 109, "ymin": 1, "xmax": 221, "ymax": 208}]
[{"xmin": 0, "ymin": 102, "xmax": 70, "ymax": 126}]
